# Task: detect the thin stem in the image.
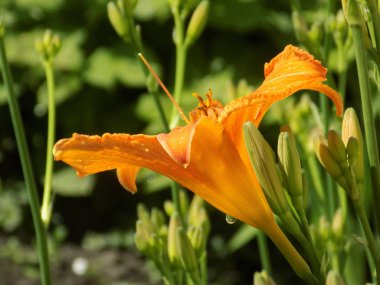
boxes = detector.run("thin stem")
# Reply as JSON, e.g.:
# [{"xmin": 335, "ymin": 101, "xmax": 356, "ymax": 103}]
[
  {"xmin": 352, "ymin": 197, "xmax": 380, "ymax": 284},
  {"xmin": 351, "ymin": 25, "xmax": 380, "ymax": 230},
  {"xmin": 257, "ymin": 230, "xmax": 272, "ymax": 275},
  {"xmin": 366, "ymin": 0, "xmax": 380, "ymax": 51},
  {"xmin": 0, "ymin": 29, "xmax": 51, "ymax": 285},
  {"xmin": 170, "ymin": 8, "xmax": 188, "ymax": 128},
  {"xmin": 200, "ymin": 253, "xmax": 208, "ymax": 285},
  {"xmin": 40, "ymin": 58, "xmax": 56, "ymax": 227}
]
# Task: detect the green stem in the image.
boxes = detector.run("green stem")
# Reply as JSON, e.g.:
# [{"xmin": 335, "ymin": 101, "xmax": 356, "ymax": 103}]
[
  {"xmin": 257, "ymin": 230, "xmax": 272, "ymax": 275},
  {"xmin": 265, "ymin": 223, "xmax": 320, "ymax": 285},
  {"xmin": 0, "ymin": 28, "xmax": 51, "ymax": 285},
  {"xmin": 40, "ymin": 58, "xmax": 56, "ymax": 227},
  {"xmin": 200, "ymin": 253, "xmax": 208, "ymax": 285},
  {"xmin": 352, "ymin": 197, "xmax": 380, "ymax": 284},
  {"xmin": 351, "ymin": 25, "xmax": 380, "ymax": 231},
  {"xmin": 366, "ymin": 0, "xmax": 380, "ymax": 51},
  {"xmin": 170, "ymin": 9, "xmax": 188, "ymax": 128}
]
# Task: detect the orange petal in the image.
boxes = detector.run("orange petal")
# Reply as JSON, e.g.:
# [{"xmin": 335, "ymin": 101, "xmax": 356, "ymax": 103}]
[
  {"xmin": 156, "ymin": 124, "xmax": 196, "ymax": 167},
  {"xmin": 53, "ymin": 133, "xmax": 187, "ymax": 190},
  {"xmin": 117, "ymin": 166, "xmax": 141, "ymax": 193},
  {"xmin": 220, "ymin": 45, "xmax": 343, "ymax": 162}
]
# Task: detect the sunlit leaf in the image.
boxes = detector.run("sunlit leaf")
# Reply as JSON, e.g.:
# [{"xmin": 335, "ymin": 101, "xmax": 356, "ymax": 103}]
[{"xmin": 52, "ymin": 167, "xmax": 95, "ymax": 197}]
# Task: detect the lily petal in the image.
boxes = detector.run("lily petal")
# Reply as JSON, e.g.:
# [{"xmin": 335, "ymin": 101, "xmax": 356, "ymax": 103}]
[
  {"xmin": 220, "ymin": 45, "xmax": 343, "ymax": 162},
  {"xmin": 117, "ymin": 165, "xmax": 141, "ymax": 193},
  {"xmin": 156, "ymin": 124, "xmax": 196, "ymax": 167}
]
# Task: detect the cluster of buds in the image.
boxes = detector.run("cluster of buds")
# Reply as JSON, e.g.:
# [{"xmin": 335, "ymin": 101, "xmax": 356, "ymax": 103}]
[
  {"xmin": 310, "ymin": 209, "xmax": 345, "ymax": 257},
  {"xmin": 107, "ymin": 0, "xmax": 139, "ymax": 43},
  {"xmin": 243, "ymin": 122, "xmax": 306, "ymax": 238},
  {"xmin": 35, "ymin": 30, "xmax": 61, "ymax": 62},
  {"xmin": 134, "ymin": 194, "xmax": 210, "ymax": 285},
  {"xmin": 313, "ymin": 108, "xmax": 364, "ymax": 200}
]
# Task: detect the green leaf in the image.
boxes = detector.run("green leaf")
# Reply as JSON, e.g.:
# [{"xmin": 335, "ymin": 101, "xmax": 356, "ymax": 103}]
[
  {"xmin": 52, "ymin": 167, "xmax": 95, "ymax": 197},
  {"xmin": 226, "ymin": 224, "xmax": 258, "ymax": 253},
  {"xmin": 84, "ymin": 48, "xmax": 146, "ymax": 89}
]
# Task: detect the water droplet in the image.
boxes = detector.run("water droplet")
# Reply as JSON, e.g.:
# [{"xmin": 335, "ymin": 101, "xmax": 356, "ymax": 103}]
[{"xmin": 225, "ymin": 214, "xmax": 236, "ymax": 224}]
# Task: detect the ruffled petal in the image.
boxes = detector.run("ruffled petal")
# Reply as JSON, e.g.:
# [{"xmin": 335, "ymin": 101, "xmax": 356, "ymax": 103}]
[
  {"xmin": 220, "ymin": 45, "xmax": 343, "ymax": 165},
  {"xmin": 156, "ymin": 124, "xmax": 196, "ymax": 167},
  {"xmin": 117, "ymin": 166, "xmax": 141, "ymax": 193}
]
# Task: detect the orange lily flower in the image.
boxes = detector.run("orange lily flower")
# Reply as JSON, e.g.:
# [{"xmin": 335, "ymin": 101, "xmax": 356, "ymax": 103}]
[{"xmin": 53, "ymin": 45, "xmax": 342, "ymax": 278}]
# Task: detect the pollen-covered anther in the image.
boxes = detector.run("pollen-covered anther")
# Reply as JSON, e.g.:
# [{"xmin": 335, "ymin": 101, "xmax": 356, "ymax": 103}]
[{"xmin": 190, "ymin": 89, "xmax": 224, "ymax": 122}]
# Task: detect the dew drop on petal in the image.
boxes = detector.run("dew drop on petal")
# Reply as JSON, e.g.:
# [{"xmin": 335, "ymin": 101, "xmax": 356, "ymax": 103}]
[{"xmin": 225, "ymin": 214, "xmax": 236, "ymax": 224}]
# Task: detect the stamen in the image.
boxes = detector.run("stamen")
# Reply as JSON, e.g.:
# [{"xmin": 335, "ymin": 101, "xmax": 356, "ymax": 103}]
[{"xmin": 138, "ymin": 53, "xmax": 190, "ymax": 125}]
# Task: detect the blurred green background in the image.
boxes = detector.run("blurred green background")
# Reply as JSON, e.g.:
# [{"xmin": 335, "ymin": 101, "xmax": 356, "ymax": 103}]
[{"xmin": 0, "ymin": 0, "xmax": 355, "ymax": 284}]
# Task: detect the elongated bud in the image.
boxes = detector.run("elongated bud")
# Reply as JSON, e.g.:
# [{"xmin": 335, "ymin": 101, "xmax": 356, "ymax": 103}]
[
  {"xmin": 188, "ymin": 195, "xmax": 209, "ymax": 233},
  {"xmin": 313, "ymin": 133, "xmax": 349, "ymax": 190},
  {"xmin": 135, "ymin": 220, "xmax": 151, "ymax": 254},
  {"xmin": 243, "ymin": 122, "xmax": 289, "ymax": 215},
  {"xmin": 187, "ymin": 226, "xmax": 206, "ymax": 258},
  {"xmin": 137, "ymin": 203, "xmax": 154, "ymax": 233},
  {"xmin": 327, "ymin": 130, "xmax": 347, "ymax": 166},
  {"xmin": 342, "ymin": 108, "xmax": 364, "ymax": 189},
  {"xmin": 342, "ymin": 0, "xmax": 364, "ymax": 27},
  {"xmin": 332, "ymin": 208, "xmax": 344, "ymax": 239},
  {"xmin": 253, "ymin": 270, "xmax": 277, "ymax": 285},
  {"xmin": 291, "ymin": 10, "xmax": 309, "ymax": 44},
  {"xmin": 326, "ymin": 270, "xmax": 345, "ymax": 285},
  {"xmin": 176, "ymin": 227, "xmax": 200, "ymax": 280},
  {"xmin": 167, "ymin": 212, "xmax": 182, "ymax": 267},
  {"xmin": 151, "ymin": 207, "xmax": 166, "ymax": 232},
  {"xmin": 185, "ymin": 0, "xmax": 209, "ymax": 46},
  {"xmin": 107, "ymin": 1, "xmax": 129, "ymax": 39},
  {"xmin": 277, "ymin": 127, "xmax": 303, "ymax": 210}
]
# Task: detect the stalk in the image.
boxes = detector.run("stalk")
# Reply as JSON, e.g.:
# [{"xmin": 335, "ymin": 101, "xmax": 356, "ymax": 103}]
[
  {"xmin": 0, "ymin": 26, "xmax": 51, "ymax": 285},
  {"xmin": 40, "ymin": 58, "xmax": 56, "ymax": 227},
  {"xmin": 351, "ymin": 25, "xmax": 380, "ymax": 227},
  {"xmin": 257, "ymin": 230, "xmax": 272, "ymax": 275}
]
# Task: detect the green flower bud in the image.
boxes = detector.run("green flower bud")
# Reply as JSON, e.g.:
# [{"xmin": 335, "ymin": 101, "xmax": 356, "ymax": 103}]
[
  {"xmin": 326, "ymin": 270, "xmax": 345, "ymax": 285},
  {"xmin": 346, "ymin": 137, "xmax": 358, "ymax": 167},
  {"xmin": 313, "ymin": 133, "xmax": 349, "ymax": 190},
  {"xmin": 253, "ymin": 270, "xmax": 277, "ymax": 285},
  {"xmin": 151, "ymin": 207, "xmax": 166, "ymax": 233},
  {"xmin": 243, "ymin": 122, "xmax": 289, "ymax": 216},
  {"xmin": 107, "ymin": 1, "xmax": 129, "ymax": 39},
  {"xmin": 35, "ymin": 30, "xmax": 61, "ymax": 60},
  {"xmin": 188, "ymin": 195, "xmax": 209, "ymax": 235},
  {"xmin": 342, "ymin": 0, "xmax": 364, "ymax": 27},
  {"xmin": 291, "ymin": 10, "xmax": 309, "ymax": 44},
  {"xmin": 342, "ymin": 108, "xmax": 364, "ymax": 190},
  {"xmin": 179, "ymin": 190, "xmax": 189, "ymax": 216},
  {"xmin": 167, "ymin": 212, "xmax": 182, "ymax": 267},
  {"xmin": 137, "ymin": 203, "xmax": 154, "ymax": 233},
  {"xmin": 332, "ymin": 208, "xmax": 344, "ymax": 239},
  {"xmin": 134, "ymin": 232, "xmax": 149, "ymax": 253},
  {"xmin": 327, "ymin": 130, "xmax": 349, "ymax": 175},
  {"xmin": 185, "ymin": 0, "xmax": 209, "ymax": 47},
  {"xmin": 187, "ymin": 226, "xmax": 206, "ymax": 258},
  {"xmin": 307, "ymin": 22, "xmax": 323, "ymax": 45},
  {"xmin": 176, "ymin": 227, "xmax": 200, "ymax": 280},
  {"xmin": 164, "ymin": 200, "xmax": 175, "ymax": 216},
  {"xmin": 277, "ymin": 127, "xmax": 303, "ymax": 211}
]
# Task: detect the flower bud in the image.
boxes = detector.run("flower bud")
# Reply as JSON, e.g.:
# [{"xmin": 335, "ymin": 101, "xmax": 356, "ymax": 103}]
[
  {"xmin": 188, "ymin": 195, "xmax": 209, "ymax": 234},
  {"xmin": 35, "ymin": 30, "xmax": 61, "ymax": 60},
  {"xmin": 313, "ymin": 133, "xmax": 349, "ymax": 190},
  {"xmin": 327, "ymin": 130, "xmax": 349, "ymax": 174},
  {"xmin": 185, "ymin": 0, "xmax": 209, "ymax": 47},
  {"xmin": 277, "ymin": 127, "xmax": 303, "ymax": 210},
  {"xmin": 342, "ymin": 0, "xmax": 365, "ymax": 27},
  {"xmin": 332, "ymin": 208, "xmax": 344, "ymax": 239},
  {"xmin": 164, "ymin": 200, "xmax": 175, "ymax": 216},
  {"xmin": 167, "ymin": 212, "xmax": 182, "ymax": 267},
  {"xmin": 107, "ymin": 1, "xmax": 129, "ymax": 40},
  {"xmin": 342, "ymin": 108, "xmax": 364, "ymax": 190},
  {"xmin": 151, "ymin": 207, "xmax": 166, "ymax": 232},
  {"xmin": 176, "ymin": 227, "xmax": 200, "ymax": 280},
  {"xmin": 187, "ymin": 226, "xmax": 206, "ymax": 258},
  {"xmin": 291, "ymin": 10, "xmax": 309, "ymax": 44},
  {"xmin": 243, "ymin": 122, "xmax": 289, "ymax": 216},
  {"xmin": 253, "ymin": 270, "xmax": 277, "ymax": 285},
  {"xmin": 137, "ymin": 203, "xmax": 154, "ymax": 233},
  {"xmin": 326, "ymin": 270, "xmax": 345, "ymax": 285}
]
